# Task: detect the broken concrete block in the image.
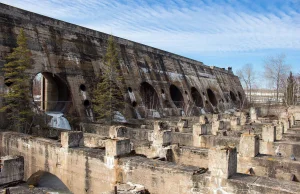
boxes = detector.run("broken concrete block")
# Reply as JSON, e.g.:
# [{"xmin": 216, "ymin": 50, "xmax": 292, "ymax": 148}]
[
  {"xmin": 199, "ymin": 115, "xmax": 209, "ymax": 124},
  {"xmin": 61, "ymin": 131, "xmax": 83, "ymax": 148},
  {"xmin": 262, "ymin": 125, "xmax": 276, "ymax": 142},
  {"xmin": 193, "ymin": 123, "xmax": 207, "ymax": 136},
  {"xmin": 0, "ymin": 156, "xmax": 24, "ymax": 185},
  {"xmin": 109, "ymin": 126, "xmax": 127, "ymax": 138},
  {"xmin": 105, "ymin": 138, "xmax": 131, "ymax": 157},
  {"xmin": 208, "ymin": 146, "xmax": 237, "ymax": 179},
  {"xmin": 153, "ymin": 130, "xmax": 171, "ymax": 147},
  {"xmin": 153, "ymin": 121, "xmax": 169, "ymax": 132},
  {"xmin": 239, "ymin": 133, "xmax": 259, "ymax": 157}
]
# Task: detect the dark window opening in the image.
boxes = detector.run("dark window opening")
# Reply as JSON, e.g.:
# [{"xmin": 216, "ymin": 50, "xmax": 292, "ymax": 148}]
[{"xmin": 170, "ymin": 85, "xmax": 184, "ymax": 108}]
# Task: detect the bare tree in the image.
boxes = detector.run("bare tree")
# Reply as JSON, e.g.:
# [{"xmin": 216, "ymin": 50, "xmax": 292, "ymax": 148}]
[
  {"xmin": 236, "ymin": 64, "xmax": 256, "ymax": 104},
  {"xmin": 264, "ymin": 54, "xmax": 290, "ymax": 102}
]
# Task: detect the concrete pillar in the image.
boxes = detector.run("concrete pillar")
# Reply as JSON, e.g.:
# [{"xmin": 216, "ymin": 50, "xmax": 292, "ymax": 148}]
[
  {"xmin": 61, "ymin": 131, "xmax": 83, "ymax": 148},
  {"xmin": 239, "ymin": 133, "xmax": 259, "ymax": 157},
  {"xmin": 105, "ymin": 138, "xmax": 131, "ymax": 169},
  {"xmin": 105, "ymin": 138, "xmax": 131, "ymax": 157},
  {"xmin": 274, "ymin": 122, "xmax": 284, "ymax": 140},
  {"xmin": 281, "ymin": 119, "xmax": 289, "ymax": 133},
  {"xmin": 230, "ymin": 116, "xmax": 241, "ymax": 130},
  {"xmin": 262, "ymin": 125, "xmax": 276, "ymax": 142},
  {"xmin": 211, "ymin": 121, "xmax": 220, "ymax": 135},
  {"xmin": 250, "ymin": 107, "xmax": 257, "ymax": 122},
  {"xmin": 153, "ymin": 121, "xmax": 171, "ymax": 147},
  {"xmin": 177, "ymin": 119, "xmax": 188, "ymax": 132},
  {"xmin": 0, "ymin": 156, "xmax": 24, "ymax": 185},
  {"xmin": 208, "ymin": 146, "xmax": 237, "ymax": 179},
  {"xmin": 109, "ymin": 126, "xmax": 127, "ymax": 139},
  {"xmin": 193, "ymin": 124, "xmax": 207, "ymax": 147},
  {"xmin": 199, "ymin": 115, "xmax": 209, "ymax": 125}
]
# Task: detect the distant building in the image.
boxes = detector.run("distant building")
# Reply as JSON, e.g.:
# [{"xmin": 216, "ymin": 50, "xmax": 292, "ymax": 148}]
[{"xmin": 244, "ymin": 89, "xmax": 285, "ymax": 104}]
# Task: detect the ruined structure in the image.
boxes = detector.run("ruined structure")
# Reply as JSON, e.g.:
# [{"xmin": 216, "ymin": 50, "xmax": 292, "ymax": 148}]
[
  {"xmin": 0, "ymin": 3, "xmax": 244, "ymax": 126},
  {"xmin": 2, "ymin": 3, "xmax": 300, "ymax": 194},
  {"xmin": 1, "ymin": 106, "xmax": 300, "ymax": 193}
]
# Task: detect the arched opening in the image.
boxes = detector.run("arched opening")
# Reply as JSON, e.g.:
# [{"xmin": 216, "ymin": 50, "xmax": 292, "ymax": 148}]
[
  {"xmin": 191, "ymin": 87, "xmax": 203, "ymax": 107},
  {"xmin": 238, "ymin": 91, "xmax": 243, "ymax": 101},
  {"xmin": 27, "ymin": 171, "xmax": 72, "ymax": 193},
  {"xmin": 170, "ymin": 84, "xmax": 184, "ymax": 108},
  {"xmin": 207, "ymin": 89, "xmax": 217, "ymax": 106},
  {"xmin": 230, "ymin": 91, "xmax": 237, "ymax": 102},
  {"xmin": 140, "ymin": 82, "xmax": 160, "ymax": 110},
  {"xmin": 32, "ymin": 72, "xmax": 70, "ymax": 112}
]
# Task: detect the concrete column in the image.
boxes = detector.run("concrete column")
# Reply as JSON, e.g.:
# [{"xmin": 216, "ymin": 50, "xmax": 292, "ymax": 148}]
[
  {"xmin": 193, "ymin": 124, "xmax": 207, "ymax": 147},
  {"xmin": 177, "ymin": 119, "xmax": 188, "ymax": 132},
  {"xmin": 262, "ymin": 125, "xmax": 276, "ymax": 142},
  {"xmin": 250, "ymin": 107, "xmax": 257, "ymax": 122},
  {"xmin": 211, "ymin": 121, "xmax": 220, "ymax": 135},
  {"xmin": 208, "ymin": 146, "xmax": 237, "ymax": 179},
  {"xmin": 109, "ymin": 126, "xmax": 127, "ymax": 139},
  {"xmin": 153, "ymin": 121, "xmax": 171, "ymax": 147},
  {"xmin": 281, "ymin": 119, "xmax": 289, "ymax": 133},
  {"xmin": 61, "ymin": 131, "xmax": 83, "ymax": 148},
  {"xmin": 199, "ymin": 115, "xmax": 209, "ymax": 125},
  {"xmin": 105, "ymin": 138, "xmax": 131, "ymax": 169},
  {"xmin": 239, "ymin": 133, "xmax": 259, "ymax": 157},
  {"xmin": 230, "ymin": 116, "xmax": 241, "ymax": 130}
]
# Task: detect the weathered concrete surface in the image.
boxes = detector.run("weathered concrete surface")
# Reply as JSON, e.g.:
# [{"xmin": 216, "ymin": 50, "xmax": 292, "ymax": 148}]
[
  {"xmin": 0, "ymin": 3, "xmax": 245, "ymax": 122},
  {"xmin": 0, "ymin": 155, "xmax": 24, "ymax": 186},
  {"xmin": 238, "ymin": 155, "xmax": 300, "ymax": 182},
  {"xmin": 0, "ymin": 132, "xmax": 115, "ymax": 194}
]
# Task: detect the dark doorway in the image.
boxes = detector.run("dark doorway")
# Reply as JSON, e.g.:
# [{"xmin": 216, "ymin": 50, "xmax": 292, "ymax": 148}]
[
  {"xmin": 230, "ymin": 91, "xmax": 237, "ymax": 102},
  {"xmin": 207, "ymin": 88, "xmax": 217, "ymax": 106},
  {"xmin": 170, "ymin": 84, "xmax": 184, "ymax": 108},
  {"xmin": 140, "ymin": 82, "xmax": 160, "ymax": 110},
  {"xmin": 191, "ymin": 87, "xmax": 203, "ymax": 107}
]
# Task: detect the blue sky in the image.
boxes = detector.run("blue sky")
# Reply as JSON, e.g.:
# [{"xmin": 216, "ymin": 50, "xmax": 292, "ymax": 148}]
[{"xmin": 1, "ymin": 0, "xmax": 300, "ymax": 77}]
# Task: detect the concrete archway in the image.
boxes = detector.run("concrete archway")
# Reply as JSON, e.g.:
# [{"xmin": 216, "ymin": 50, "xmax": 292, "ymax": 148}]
[
  {"xmin": 230, "ymin": 91, "xmax": 237, "ymax": 102},
  {"xmin": 32, "ymin": 72, "xmax": 70, "ymax": 112},
  {"xmin": 191, "ymin": 87, "xmax": 203, "ymax": 108},
  {"xmin": 207, "ymin": 88, "xmax": 217, "ymax": 106},
  {"xmin": 27, "ymin": 171, "xmax": 72, "ymax": 193},
  {"xmin": 170, "ymin": 84, "xmax": 184, "ymax": 108},
  {"xmin": 140, "ymin": 82, "xmax": 160, "ymax": 110},
  {"xmin": 238, "ymin": 91, "xmax": 243, "ymax": 102}
]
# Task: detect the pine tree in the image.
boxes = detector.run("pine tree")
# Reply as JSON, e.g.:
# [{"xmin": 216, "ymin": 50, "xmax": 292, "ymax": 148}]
[
  {"xmin": 92, "ymin": 36, "xmax": 124, "ymax": 122},
  {"xmin": 0, "ymin": 28, "xmax": 33, "ymax": 132}
]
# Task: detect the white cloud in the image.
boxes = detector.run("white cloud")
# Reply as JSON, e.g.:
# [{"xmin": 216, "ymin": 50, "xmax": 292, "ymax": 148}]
[{"xmin": 1, "ymin": 0, "xmax": 300, "ymax": 56}]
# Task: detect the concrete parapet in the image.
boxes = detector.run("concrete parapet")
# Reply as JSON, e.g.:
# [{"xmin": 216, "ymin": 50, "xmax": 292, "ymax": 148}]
[
  {"xmin": 262, "ymin": 125, "xmax": 276, "ymax": 142},
  {"xmin": 208, "ymin": 146, "xmax": 237, "ymax": 179},
  {"xmin": 0, "ymin": 156, "xmax": 24, "ymax": 186},
  {"xmin": 239, "ymin": 133, "xmax": 259, "ymax": 157},
  {"xmin": 61, "ymin": 131, "xmax": 83, "ymax": 148}
]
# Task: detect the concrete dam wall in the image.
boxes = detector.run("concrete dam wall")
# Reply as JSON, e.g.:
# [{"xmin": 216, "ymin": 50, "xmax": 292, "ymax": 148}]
[{"xmin": 0, "ymin": 3, "xmax": 245, "ymax": 122}]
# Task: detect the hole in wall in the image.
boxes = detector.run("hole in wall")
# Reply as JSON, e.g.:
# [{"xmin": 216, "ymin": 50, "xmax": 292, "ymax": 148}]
[
  {"xmin": 140, "ymin": 82, "xmax": 159, "ymax": 109},
  {"xmin": 83, "ymin": 100, "xmax": 90, "ymax": 107},
  {"xmin": 4, "ymin": 78, "xmax": 12, "ymax": 87},
  {"xmin": 230, "ymin": 91, "xmax": 237, "ymax": 102},
  {"xmin": 80, "ymin": 84, "xmax": 86, "ymax": 91},
  {"xmin": 191, "ymin": 87, "xmax": 203, "ymax": 107},
  {"xmin": 32, "ymin": 72, "xmax": 70, "ymax": 112},
  {"xmin": 161, "ymin": 89, "xmax": 165, "ymax": 94},
  {"xmin": 207, "ymin": 89, "xmax": 217, "ymax": 106},
  {"xmin": 170, "ymin": 84, "xmax": 184, "ymax": 108},
  {"xmin": 128, "ymin": 87, "xmax": 132, "ymax": 93}
]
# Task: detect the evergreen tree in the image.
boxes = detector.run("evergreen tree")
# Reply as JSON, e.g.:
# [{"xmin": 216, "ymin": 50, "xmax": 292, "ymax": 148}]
[
  {"xmin": 0, "ymin": 28, "xmax": 33, "ymax": 132},
  {"xmin": 92, "ymin": 36, "xmax": 124, "ymax": 121}
]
